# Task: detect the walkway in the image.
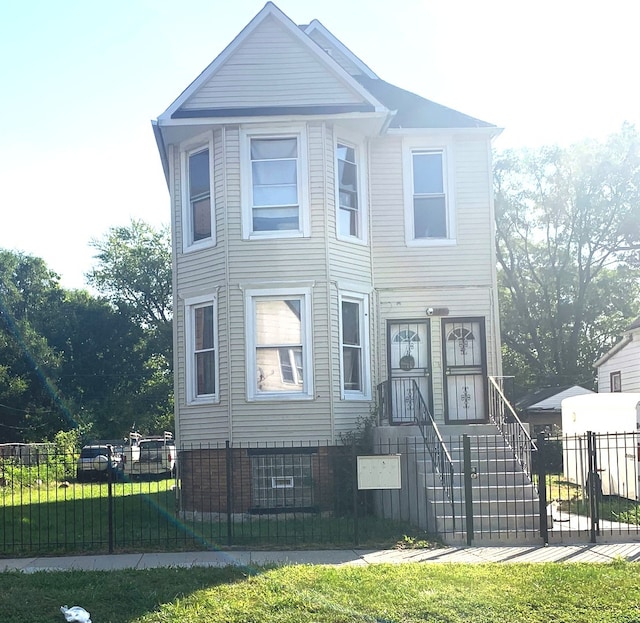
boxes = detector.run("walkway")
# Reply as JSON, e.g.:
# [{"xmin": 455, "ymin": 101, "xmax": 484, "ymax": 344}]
[{"xmin": 3, "ymin": 542, "xmax": 640, "ymax": 573}]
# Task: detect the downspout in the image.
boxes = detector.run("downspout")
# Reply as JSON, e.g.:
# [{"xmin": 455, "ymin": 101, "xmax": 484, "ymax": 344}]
[
  {"xmin": 222, "ymin": 125, "xmax": 233, "ymax": 443},
  {"xmin": 166, "ymin": 142, "xmax": 181, "ymax": 444},
  {"xmin": 486, "ymin": 137, "xmax": 503, "ymax": 375},
  {"xmin": 322, "ymin": 122, "xmax": 336, "ymax": 442}
]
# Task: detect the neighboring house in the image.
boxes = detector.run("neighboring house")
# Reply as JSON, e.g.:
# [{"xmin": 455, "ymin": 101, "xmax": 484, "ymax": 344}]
[
  {"xmin": 152, "ymin": 3, "xmax": 502, "ymax": 514},
  {"xmin": 515, "ymin": 385, "xmax": 595, "ymax": 435},
  {"xmin": 594, "ymin": 317, "xmax": 640, "ymax": 393}
]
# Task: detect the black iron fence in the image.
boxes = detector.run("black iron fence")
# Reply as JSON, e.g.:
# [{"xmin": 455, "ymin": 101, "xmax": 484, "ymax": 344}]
[
  {"xmin": 4, "ymin": 432, "xmax": 640, "ymax": 556},
  {"xmin": 0, "ymin": 440, "xmax": 420, "ymax": 557}
]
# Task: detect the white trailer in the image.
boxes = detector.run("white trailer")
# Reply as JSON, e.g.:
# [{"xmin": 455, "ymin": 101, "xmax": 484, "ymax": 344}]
[{"xmin": 561, "ymin": 394, "xmax": 640, "ymax": 500}]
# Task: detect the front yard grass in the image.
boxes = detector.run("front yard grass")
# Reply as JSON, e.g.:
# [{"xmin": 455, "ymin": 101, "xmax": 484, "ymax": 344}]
[
  {"xmin": 1, "ymin": 480, "xmax": 423, "ymax": 555},
  {"xmin": 2, "ymin": 561, "xmax": 640, "ymax": 623}
]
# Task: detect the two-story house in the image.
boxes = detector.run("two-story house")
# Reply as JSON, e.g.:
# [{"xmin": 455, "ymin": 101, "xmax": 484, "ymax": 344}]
[{"xmin": 153, "ymin": 3, "xmax": 503, "ymax": 516}]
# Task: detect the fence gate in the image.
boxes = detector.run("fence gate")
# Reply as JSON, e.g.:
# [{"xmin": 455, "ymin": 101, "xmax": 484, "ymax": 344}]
[{"xmin": 537, "ymin": 431, "xmax": 640, "ymax": 543}]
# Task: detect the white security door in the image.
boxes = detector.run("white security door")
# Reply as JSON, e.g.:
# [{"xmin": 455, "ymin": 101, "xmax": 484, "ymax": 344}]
[
  {"xmin": 443, "ymin": 319, "xmax": 487, "ymax": 422},
  {"xmin": 388, "ymin": 321, "xmax": 431, "ymax": 424}
]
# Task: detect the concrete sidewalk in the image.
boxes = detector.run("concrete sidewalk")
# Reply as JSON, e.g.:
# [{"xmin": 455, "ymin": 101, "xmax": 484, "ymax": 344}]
[{"xmin": 3, "ymin": 542, "xmax": 640, "ymax": 573}]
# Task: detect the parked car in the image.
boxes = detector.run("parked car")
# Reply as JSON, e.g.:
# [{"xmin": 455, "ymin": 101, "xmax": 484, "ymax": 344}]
[
  {"xmin": 126, "ymin": 434, "xmax": 176, "ymax": 479},
  {"xmin": 76, "ymin": 445, "xmax": 123, "ymax": 482}
]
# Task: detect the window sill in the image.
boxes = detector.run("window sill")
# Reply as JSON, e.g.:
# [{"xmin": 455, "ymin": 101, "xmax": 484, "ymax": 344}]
[
  {"xmin": 244, "ymin": 230, "xmax": 308, "ymax": 241},
  {"xmin": 336, "ymin": 234, "xmax": 368, "ymax": 246},
  {"xmin": 406, "ymin": 238, "xmax": 457, "ymax": 248},
  {"xmin": 341, "ymin": 392, "xmax": 372, "ymax": 401},
  {"xmin": 247, "ymin": 392, "xmax": 315, "ymax": 402},
  {"xmin": 182, "ymin": 239, "xmax": 216, "ymax": 254},
  {"xmin": 186, "ymin": 396, "xmax": 219, "ymax": 406}
]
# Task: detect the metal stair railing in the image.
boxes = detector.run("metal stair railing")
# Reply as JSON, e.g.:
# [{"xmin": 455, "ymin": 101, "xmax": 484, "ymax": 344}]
[
  {"xmin": 488, "ymin": 376, "xmax": 537, "ymax": 483},
  {"xmin": 377, "ymin": 379, "xmax": 455, "ymax": 522}
]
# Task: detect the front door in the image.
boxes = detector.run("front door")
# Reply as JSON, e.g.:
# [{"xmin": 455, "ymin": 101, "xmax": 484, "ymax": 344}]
[
  {"xmin": 443, "ymin": 318, "xmax": 487, "ymax": 422},
  {"xmin": 388, "ymin": 321, "xmax": 431, "ymax": 423}
]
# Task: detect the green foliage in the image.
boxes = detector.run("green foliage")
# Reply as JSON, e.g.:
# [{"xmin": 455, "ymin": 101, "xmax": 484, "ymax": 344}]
[
  {"xmin": 338, "ymin": 412, "xmax": 377, "ymax": 450},
  {"xmin": 495, "ymin": 124, "xmax": 640, "ymax": 395},
  {"xmin": 0, "ymin": 220, "xmax": 174, "ymax": 443}
]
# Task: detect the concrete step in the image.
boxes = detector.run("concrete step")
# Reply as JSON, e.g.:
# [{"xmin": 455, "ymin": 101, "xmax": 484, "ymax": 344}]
[
  {"xmin": 422, "ymin": 470, "xmax": 535, "ymax": 488},
  {"xmin": 429, "ymin": 496, "xmax": 540, "ymax": 515},
  {"xmin": 425, "ymin": 480, "xmax": 538, "ymax": 500},
  {"xmin": 436, "ymin": 513, "xmax": 541, "ymax": 533}
]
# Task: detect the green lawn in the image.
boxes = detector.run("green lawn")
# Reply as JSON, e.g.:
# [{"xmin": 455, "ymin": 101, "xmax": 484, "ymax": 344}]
[
  {"xmin": 1, "ymin": 480, "xmax": 422, "ymax": 555},
  {"xmin": 1, "ymin": 561, "xmax": 640, "ymax": 622}
]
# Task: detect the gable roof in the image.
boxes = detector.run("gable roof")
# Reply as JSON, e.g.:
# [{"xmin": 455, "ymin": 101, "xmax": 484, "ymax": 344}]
[
  {"xmin": 594, "ymin": 317, "xmax": 640, "ymax": 368},
  {"xmin": 303, "ymin": 19, "xmax": 379, "ymax": 79},
  {"xmin": 158, "ymin": 2, "xmax": 386, "ymax": 122},
  {"xmin": 157, "ymin": 2, "xmax": 496, "ymax": 131},
  {"xmin": 354, "ymin": 76, "xmax": 495, "ymax": 129},
  {"xmin": 516, "ymin": 385, "xmax": 595, "ymax": 413}
]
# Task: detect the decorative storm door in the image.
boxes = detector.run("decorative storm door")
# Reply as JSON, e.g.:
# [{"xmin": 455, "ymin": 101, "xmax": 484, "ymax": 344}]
[
  {"xmin": 388, "ymin": 321, "xmax": 431, "ymax": 424},
  {"xmin": 443, "ymin": 318, "xmax": 487, "ymax": 423}
]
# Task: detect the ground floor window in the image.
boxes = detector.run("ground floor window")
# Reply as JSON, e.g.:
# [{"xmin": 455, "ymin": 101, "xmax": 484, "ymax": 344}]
[{"xmin": 250, "ymin": 450, "xmax": 315, "ymax": 511}]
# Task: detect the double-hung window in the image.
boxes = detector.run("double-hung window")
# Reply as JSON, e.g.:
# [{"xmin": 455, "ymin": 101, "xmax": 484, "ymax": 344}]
[
  {"xmin": 182, "ymin": 136, "xmax": 214, "ymax": 250},
  {"xmin": 241, "ymin": 128, "xmax": 309, "ymax": 238},
  {"xmin": 185, "ymin": 295, "xmax": 218, "ymax": 403},
  {"xmin": 336, "ymin": 142, "xmax": 359, "ymax": 238},
  {"xmin": 245, "ymin": 287, "xmax": 313, "ymax": 400},
  {"xmin": 404, "ymin": 142, "xmax": 455, "ymax": 245},
  {"xmin": 339, "ymin": 292, "xmax": 370, "ymax": 399}
]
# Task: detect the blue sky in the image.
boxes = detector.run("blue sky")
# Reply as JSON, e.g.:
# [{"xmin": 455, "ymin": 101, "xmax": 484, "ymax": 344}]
[{"xmin": 1, "ymin": 0, "xmax": 639, "ymax": 290}]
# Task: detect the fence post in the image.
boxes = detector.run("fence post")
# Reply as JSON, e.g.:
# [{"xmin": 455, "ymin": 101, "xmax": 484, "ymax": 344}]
[
  {"xmin": 587, "ymin": 431, "xmax": 600, "ymax": 543},
  {"xmin": 225, "ymin": 441, "xmax": 233, "ymax": 547},
  {"xmin": 107, "ymin": 444, "xmax": 114, "ymax": 554},
  {"xmin": 352, "ymin": 442, "xmax": 359, "ymax": 546},
  {"xmin": 536, "ymin": 432, "xmax": 549, "ymax": 544},
  {"xmin": 463, "ymin": 435, "xmax": 474, "ymax": 546}
]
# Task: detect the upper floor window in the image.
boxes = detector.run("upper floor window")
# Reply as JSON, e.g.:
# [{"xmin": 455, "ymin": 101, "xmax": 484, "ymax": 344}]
[
  {"xmin": 245, "ymin": 286, "xmax": 313, "ymax": 400},
  {"xmin": 337, "ymin": 142, "xmax": 359, "ymax": 238},
  {"xmin": 185, "ymin": 295, "xmax": 218, "ymax": 404},
  {"xmin": 413, "ymin": 150, "xmax": 446, "ymax": 238},
  {"xmin": 404, "ymin": 143, "xmax": 455, "ymax": 246},
  {"xmin": 611, "ymin": 371, "xmax": 622, "ymax": 392},
  {"xmin": 181, "ymin": 136, "xmax": 214, "ymax": 251},
  {"xmin": 241, "ymin": 128, "xmax": 309, "ymax": 239},
  {"xmin": 339, "ymin": 291, "xmax": 370, "ymax": 400}
]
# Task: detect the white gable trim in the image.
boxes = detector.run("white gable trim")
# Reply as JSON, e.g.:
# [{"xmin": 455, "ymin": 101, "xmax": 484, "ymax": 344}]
[
  {"xmin": 594, "ymin": 335, "xmax": 633, "ymax": 369},
  {"xmin": 303, "ymin": 20, "xmax": 379, "ymax": 79},
  {"xmin": 158, "ymin": 2, "xmax": 387, "ymax": 121}
]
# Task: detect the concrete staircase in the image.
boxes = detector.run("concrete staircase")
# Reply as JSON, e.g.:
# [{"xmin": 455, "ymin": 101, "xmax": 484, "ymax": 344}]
[{"xmin": 420, "ymin": 426, "xmax": 542, "ymax": 544}]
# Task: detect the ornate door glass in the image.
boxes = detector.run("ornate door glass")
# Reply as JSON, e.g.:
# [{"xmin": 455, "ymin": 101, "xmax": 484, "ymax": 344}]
[
  {"xmin": 443, "ymin": 319, "xmax": 486, "ymax": 422},
  {"xmin": 389, "ymin": 321, "xmax": 430, "ymax": 423}
]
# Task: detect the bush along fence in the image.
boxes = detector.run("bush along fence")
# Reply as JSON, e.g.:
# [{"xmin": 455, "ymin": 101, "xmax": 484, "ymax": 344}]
[{"xmin": 3, "ymin": 432, "xmax": 640, "ymax": 556}]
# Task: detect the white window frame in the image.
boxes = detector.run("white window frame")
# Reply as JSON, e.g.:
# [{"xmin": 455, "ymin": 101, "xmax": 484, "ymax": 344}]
[
  {"xmin": 338, "ymin": 290, "xmax": 371, "ymax": 400},
  {"xmin": 335, "ymin": 135, "xmax": 368, "ymax": 244},
  {"xmin": 245, "ymin": 286, "xmax": 314, "ymax": 401},
  {"xmin": 180, "ymin": 133, "xmax": 215, "ymax": 252},
  {"xmin": 403, "ymin": 138, "xmax": 456, "ymax": 246},
  {"xmin": 240, "ymin": 126, "xmax": 309, "ymax": 240},
  {"xmin": 184, "ymin": 294, "xmax": 219, "ymax": 405}
]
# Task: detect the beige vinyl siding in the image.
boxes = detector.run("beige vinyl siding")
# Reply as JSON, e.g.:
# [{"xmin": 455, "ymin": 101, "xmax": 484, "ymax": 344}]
[
  {"xmin": 598, "ymin": 335, "xmax": 640, "ymax": 392},
  {"xmin": 306, "ymin": 29, "xmax": 364, "ymax": 76},
  {"xmin": 369, "ymin": 135, "xmax": 495, "ymax": 288},
  {"xmin": 376, "ymin": 286, "xmax": 499, "ymax": 425},
  {"xmin": 181, "ymin": 16, "xmax": 364, "ymax": 111},
  {"xmin": 224, "ymin": 121, "xmax": 334, "ymax": 443}
]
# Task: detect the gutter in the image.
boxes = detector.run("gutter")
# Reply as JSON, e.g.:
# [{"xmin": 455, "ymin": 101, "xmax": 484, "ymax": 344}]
[{"xmin": 151, "ymin": 120, "xmax": 170, "ymax": 190}]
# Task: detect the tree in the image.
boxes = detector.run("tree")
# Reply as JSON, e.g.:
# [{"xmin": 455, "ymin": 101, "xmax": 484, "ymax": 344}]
[
  {"xmin": 0, "ymin": 251, "xmax": 68, "ymax": 441},
  {"xmin": 87, "ymin": 219, "xmax": 172, "ymax": 350},
  {"xmin": 495, "ymin": 124, "xmax": 640, "ymax": 394},
  {"xmin": 87, "ymin": 220, "xmax": 173, "ymax": 433}
]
